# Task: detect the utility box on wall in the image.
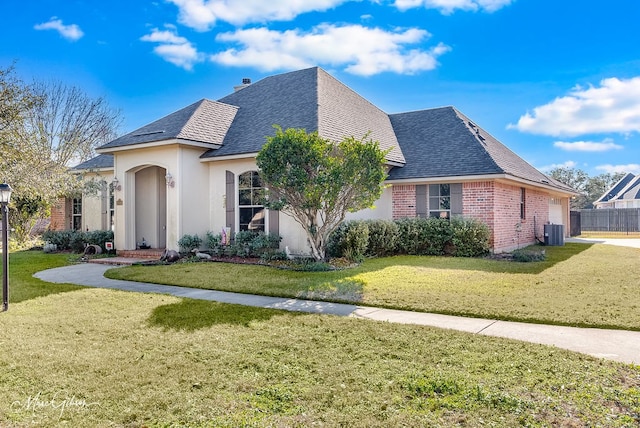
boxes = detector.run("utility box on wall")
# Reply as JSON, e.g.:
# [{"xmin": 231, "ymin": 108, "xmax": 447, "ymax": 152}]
[{"xmin": 544, "ymin": 224, "xmax": 564, "ymax": 246}]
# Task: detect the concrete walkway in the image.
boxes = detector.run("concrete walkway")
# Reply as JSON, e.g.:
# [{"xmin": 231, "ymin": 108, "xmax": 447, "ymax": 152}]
[{"xmin": 34, "ymin": 263, "xmax": 640, "ymax": 365}]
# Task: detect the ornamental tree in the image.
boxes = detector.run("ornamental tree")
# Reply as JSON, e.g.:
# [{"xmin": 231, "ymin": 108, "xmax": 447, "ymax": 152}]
[
  {"xmin": 1, "ymin": 65, "xmax": 121, "ymax": 243},
  {"xmin": 256, "ymin": 126, "xmax": 388, "ymax": 261}
]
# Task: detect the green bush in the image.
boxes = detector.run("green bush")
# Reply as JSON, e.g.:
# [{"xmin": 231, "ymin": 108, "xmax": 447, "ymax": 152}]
[
  {"xmin": 41, "ymin": 229, "xmax": 114, "ymax": 253},
  {"xmin": 512, "ymin": 247, "xmax": 546, "ymax": 262},
  {"xmin": 85, "ymin": 230, "xmax": 115, "ymax": 251},
  {"xmin": 327, "ymin": 221, "xmax": 369, "ymax": 262},
  {"xmin": 364, "ymin": 220, "xmax": 398, "ymax": 257},
  {"xmin": 450, "ymin": 217, "xmax": 491, "ymax": 257},
  {"xmin": 177, "ymin": 234, "xmax": 202, "ymax": 254},
  {"xmin": 395, "ymin": 217, "xmax": 453, "ymax": 255},
  {"xmin": 394, "ymin": 218, "xmax": 422, "ymax": 255},
  {"xmin": 42, "ymin": 229, "xmax": 73, "ymax": 250},
  {"xmin": 328, "ymin": 216, "xmax": 493, "ymax": 260},
  {"xmin": 204, "ymin": 230, "xmax": 282, "ymax": 258},
  {"xmin": 205, "ymin": 231, "xmax": 222, "ymax": 249},
  {"xmin": 419, "ymin": 217, "xmax": 454, "ymax": 255}
]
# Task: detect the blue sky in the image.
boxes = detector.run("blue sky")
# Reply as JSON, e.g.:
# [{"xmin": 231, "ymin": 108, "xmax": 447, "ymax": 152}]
[{"xmin": 2, "ymin": 0, "xmax": 640, "ymax": 176}]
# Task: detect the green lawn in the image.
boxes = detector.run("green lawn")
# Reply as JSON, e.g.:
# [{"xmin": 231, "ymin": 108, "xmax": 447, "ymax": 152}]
[
  {"xmin": 107, "ymin": 243, "xmax": 640, "ymax": 330},
  {"xmin": 1, "ymin": 248, "xmax": 639, "ymax": 426}
]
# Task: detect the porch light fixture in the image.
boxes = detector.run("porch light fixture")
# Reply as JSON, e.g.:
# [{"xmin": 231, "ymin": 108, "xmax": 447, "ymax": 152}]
[
  {"xmin": 165, "ymin": 172, "xmax": 175, "ymax": 188},
  {"xmin": 0, "ymin": 182, "xmax": 12, "ymax": 312},
  {"xmin": 111, "ymin": 177, "xmax": 121, "ymax": 192}
]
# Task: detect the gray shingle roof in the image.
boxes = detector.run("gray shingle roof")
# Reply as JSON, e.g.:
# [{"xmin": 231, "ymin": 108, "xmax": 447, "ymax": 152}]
[
  {"xmin": 620, "ymin": 178, "xmax": 640, "ymax": 200},
  {"xmin": 94, "ymin": 66, "xmax": 572, "ymax": 193},
  {"xmin": 387, "ymin": 107, "xmax": 574, "ymax": 192},
  {"xmin": 595, "ymin": 173, "xmax": 637, "ymax": 203},
  {"xmin": 71, "ymin": 154, "xmax": 114, "ymax": 171},
  {"xmin": 201, "ymin": 67, "xmax": 405, "ymax": 164},
  {"xmin": 97, "ymin": 99, "xmax": 237, "ymax": 151}
]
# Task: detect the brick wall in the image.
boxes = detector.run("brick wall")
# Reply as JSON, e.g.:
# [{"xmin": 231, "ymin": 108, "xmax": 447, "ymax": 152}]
[
  {"xmin": 392, "ymin": 184, "xmax": 416, "ymax": 219},
  {"xmin": 49, "ymin": 197, "xmax": 70, "ymax": 231},
  {"xmin": 465, "ymin": 182, "xmax": 549, "ymax": 252},
  {"xmin": 392, "ymin": 181, "xmax": 552, "ymax": 252},
  {"xmin": 462, "ymin": 181, "xmax": 495, "ymax": 227}
]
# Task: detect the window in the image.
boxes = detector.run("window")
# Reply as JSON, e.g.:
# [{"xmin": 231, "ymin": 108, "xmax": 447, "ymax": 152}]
[
  {"xmin": 108, "ymin": 182, "xmax": 115, "ymax": 231},
  {"xmin": 429, "ymin": 184, "xmax": 451, "ymax": 219},
  {"xmin": 520, "ymin": 188, "xmax": 526, "ymax": 220},
  {"xmin": 72, "ymin": 197, "xmax": 82, "ymax": 230},
  {"xmin": 238, "ymin": 171, "xmax": 265, "ymax": 232}
]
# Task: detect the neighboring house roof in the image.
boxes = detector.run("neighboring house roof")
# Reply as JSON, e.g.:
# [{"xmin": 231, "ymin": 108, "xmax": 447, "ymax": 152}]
[
  {"xmin": 201, "ymin": 67, "xmax": 405, "ymax": 164},
  {"xmin": 620, "ymin": 178, "xmax": 640, "ymax": 200},
  {"xmin": 71, "ymin": 154, "xmax": 114, "ymax": 171},
  {"xmin": 594, "ymin": 173, "xmax": 637, "ymax": 205},
  {"xmin": 97, "ymin": 99, "xmax": 238, "ymax": 151},
  {"xmin": 387, "ymin": 107, "xmax": 574, "ymax": 193}
]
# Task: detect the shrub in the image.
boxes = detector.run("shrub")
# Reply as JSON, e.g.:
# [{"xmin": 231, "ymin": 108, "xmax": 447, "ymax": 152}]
[
  {"xmin": 85, "ymin": 230, "xmax": 115, "ymax": 252},
  {"xmin": 42, "ymin": 229, "xmax": 73, "ymax": 251},
  {"xmin": 204, "ymin": 231, "xmax": 282, "ymax": 258},
  {"xmin": 327, "ymin": 221, "xmax": 369, "ymax": 262},
  {"xmin": 396, "ymin": 217, "xmax": 452, "ymax": 255},
  {"xmin": 205, "ymin": 231, "xmax": 222, "ymax": 249},
  {"xmin": 512, "ymin": 247, "xmax": 546, "ymax": 262},
  {"xmin": 364, "ymin": 220, "xmax": 398, "ymax": 257},
  {"xmin": 394, "ymin": 218, "xmax": 422, "ymax": 255},
  {"xmin": 41, "ymin": 229, "xmax": 114, "ymax": 253},
  {"xmin": 177, "ymin": 234, "xmax": 202, "ymax": 254},
  {"xmin": 450, "ymin": 217, "xmax": 491, "ymax": 257},
  {"xmin": 418, "ymin": 217, "xmax": 453, "ymax": 255}
]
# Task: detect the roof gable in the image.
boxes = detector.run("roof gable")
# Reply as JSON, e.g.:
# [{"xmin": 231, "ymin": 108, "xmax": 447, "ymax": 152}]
[
  {"xmin": 387, "ymin": 107, "xmax": 573, "ymax": 192},
  {"xmin": 595, "ymin": 173, "xmax": 636, "ymax": 203},
  {"xmin": 97, "ymin": 99, "xmax": 237, "ymax": 151},
  {"xmin": 201, "ymin": 67, "xmax": 405, "ymax": 164}
]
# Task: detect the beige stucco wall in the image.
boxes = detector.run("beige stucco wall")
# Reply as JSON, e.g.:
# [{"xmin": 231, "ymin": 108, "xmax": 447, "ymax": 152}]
[
  {"xmin": 206, "ymin": 159, "xmax": 395, "ymax": 255},
  {"xmin": 112, "ymin": 144, "xmax": 209, "ymax": 251},
  {"xmin": 345, "ymin": 186, "xmax": 393, "ymax": 221},
  {"xmin": 79, "ymin": 171, "xmax": 114, "ymax": 231}
]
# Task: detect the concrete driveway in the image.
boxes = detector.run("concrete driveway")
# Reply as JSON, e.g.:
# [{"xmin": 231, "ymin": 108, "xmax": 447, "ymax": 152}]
[{"xmin": 566, "ymin": 237, "xmax": 640, "ymax": 249}]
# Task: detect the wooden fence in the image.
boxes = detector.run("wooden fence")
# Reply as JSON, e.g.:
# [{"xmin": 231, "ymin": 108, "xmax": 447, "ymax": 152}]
[{"xmin": 577, "ymin": 208, "xmax": 640, "ymax": 233}]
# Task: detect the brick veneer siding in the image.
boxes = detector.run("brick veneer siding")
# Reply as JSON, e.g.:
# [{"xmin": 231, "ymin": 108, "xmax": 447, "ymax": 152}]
[
  {"xmin": 392, "ymin": 181, "xmax": 552, "ymax": 253},
  {"xmin": 49, "ymin": 197, "xmax": 70, "ymax": 231},
  {"xmin": 462, "ymin": 181, "xmax": 549, "ymax": 252},
  {"xmin": 392, "ymin": 184, "xmax": 417, "ymax": 219}
]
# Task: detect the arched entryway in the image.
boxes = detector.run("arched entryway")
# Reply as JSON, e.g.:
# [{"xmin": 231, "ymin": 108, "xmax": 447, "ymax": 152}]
[{"xmin": 133, "ymin": 166, "xmax": 167, "ymax": 249}]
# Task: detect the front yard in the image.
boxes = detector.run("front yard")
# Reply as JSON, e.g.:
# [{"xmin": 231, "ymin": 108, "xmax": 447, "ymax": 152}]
[
  {"xmin": 107, "ymin": 243, "xmax": 640, "ymax": 330},
  {"xmin": 0, "ymin": 245, "xmax": 639, "ymax": 426}
]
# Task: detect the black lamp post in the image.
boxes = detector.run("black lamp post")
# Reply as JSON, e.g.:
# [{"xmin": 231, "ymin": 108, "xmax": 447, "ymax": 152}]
[{"xmin": 0, "ymin": 183, "xmax": 12, "ymax": 312}]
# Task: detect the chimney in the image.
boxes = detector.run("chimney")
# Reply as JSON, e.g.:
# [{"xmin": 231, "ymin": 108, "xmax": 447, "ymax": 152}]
[{"xmin": 234, "ymin": 78, "xmax": 252, "ymax": 92}]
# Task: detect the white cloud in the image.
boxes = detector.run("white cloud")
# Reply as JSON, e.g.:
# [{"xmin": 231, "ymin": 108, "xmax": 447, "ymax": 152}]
[
  {"xmin": 596, "ymin": 164, "xmax": 640, "ymax": 174},
  {"xmin": 168, "ymin": 0, "xmax": 352, "ymax": 31},
  {"xmin": 538, "ymin": 160, "xmax": 577, "ymax": 172},
  {"xmin": 553, "ymin": 138, "xmax": 623, "ymax": 152},
  {"xmin": 510, "ymin": 77, "xmax": 640, "ymax": 137},
  {"xmin": 34, "ymin": 17, "xmax": 84, "ymax": 41},
  {"xmin": 141, "ymin": 28, "xmax": 202, "ymax": 70},
  {"xmin": 393, "ymin": 0, "xmax": 513, "ymax": 14},
  {"xmin": 211, "ymin": 24, "xmax": 450, "ymax": 76}
]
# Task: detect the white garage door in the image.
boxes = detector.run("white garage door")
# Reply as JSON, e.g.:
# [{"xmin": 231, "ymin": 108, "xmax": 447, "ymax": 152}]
[{"xmin": 549, "ymin": 197, "xmax": 563, "ymax": 224}]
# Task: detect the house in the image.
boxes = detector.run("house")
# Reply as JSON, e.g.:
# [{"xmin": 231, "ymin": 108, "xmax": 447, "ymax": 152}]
[
  {"xmin": 593, "ymin": 173, "xmax": 640, "ymax": 209},
  {"xmin": 57, "ymin": 66, "xmax": 575, "ymax": 253}
]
